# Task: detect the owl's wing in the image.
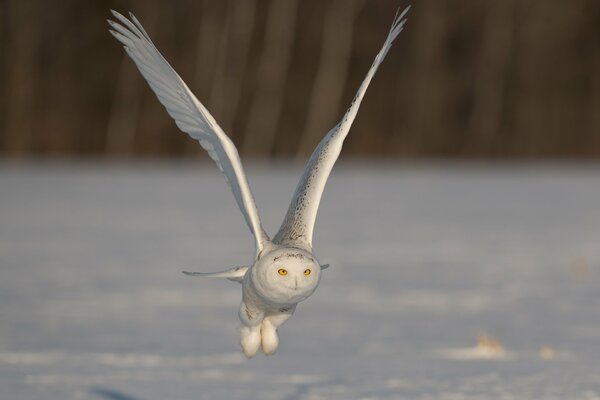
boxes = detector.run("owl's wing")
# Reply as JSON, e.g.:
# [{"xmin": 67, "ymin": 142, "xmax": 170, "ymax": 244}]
[
  {"xmin": 182, "ymin": 266, "xmax": 249, "ymax": 283},
  {"xmin": 108, "ymin": 11, "xmax": 270, "ymax": 258},
  {"xmin": 273, "ymin": 7, "xmax": 410, "ymax": 251}
]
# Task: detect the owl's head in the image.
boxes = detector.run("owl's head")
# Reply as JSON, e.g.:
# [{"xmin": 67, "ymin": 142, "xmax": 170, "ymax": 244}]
[{"xmin": 251, "ymin": 247, "xmax": 321, "ymax": 304}]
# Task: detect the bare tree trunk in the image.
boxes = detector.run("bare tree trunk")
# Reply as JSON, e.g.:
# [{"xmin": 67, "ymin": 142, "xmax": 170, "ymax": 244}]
[
  {"xmin": 405, "ymin": 0, "xmax": 447, "ymax": 155},
  {"xmin": 465, "ymin": 1, "xmax": 515, "ymax": 156},
  {"xmin": 194, "ymin": 0, "xmax": 225, "ymax": 95},
  {"xmin": 295, "ymin": 0, "xmax": 364, "ymax": 158},
  {"xmin": 3, "ymin": 0, "xmax": 38, "ymax": 155},
  {"xmin": 513, "ymin": 0, "xmax": 584, "ymax": 156},
  {"xmin": 0, "ymin": 1, "xmax": 7, "ymax": 149},
  {"xmin": 242, "ymin": 0, "xmax": 299, "ymax": 156},
  {"xmin": 215, "ymin": 0, "xmax": 257, "ymax": 136},
  {"xmin": 590, "ymin": 3, "xmax": 600, "ymax": 153},
  {"xmin": 105, "ymin": 54, "xmax": 144, "ymax": 155}
]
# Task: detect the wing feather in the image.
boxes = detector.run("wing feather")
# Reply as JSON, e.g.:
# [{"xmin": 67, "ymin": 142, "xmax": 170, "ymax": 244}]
[
  {"xmin": 182, "ymin": 266, "xmax": 249, "ymax": 283},
  {"xmin": 109, "ymin": 11, "xmax": 270, "ymax": 257},
  {"xmin": 274, "ymin": 6, "xmax": 410, "ymax": 250}
]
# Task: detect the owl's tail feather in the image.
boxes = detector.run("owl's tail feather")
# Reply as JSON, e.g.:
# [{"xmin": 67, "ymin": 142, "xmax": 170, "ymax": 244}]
[{"xmin": 182, "ymin": 265, "xmax": 249, "ymax": 283}]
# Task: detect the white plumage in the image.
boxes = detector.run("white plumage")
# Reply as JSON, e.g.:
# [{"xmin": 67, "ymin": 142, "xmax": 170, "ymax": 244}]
[{"xmin": 109, "ymin": 6, "xmax": 410, "ymax": 357}]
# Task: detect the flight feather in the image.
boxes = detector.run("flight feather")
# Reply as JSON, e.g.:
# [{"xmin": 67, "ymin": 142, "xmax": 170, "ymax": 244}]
[
  {"xmin": 274, "ymin": 6, "xmax": 410, "ymax": 250},
  {"xmin": 108, "ymin": 11, "xmax": 270, "ymax": 257}
]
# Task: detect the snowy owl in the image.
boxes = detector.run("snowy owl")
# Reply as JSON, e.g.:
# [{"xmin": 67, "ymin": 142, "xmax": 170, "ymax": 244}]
[{"xmin": 109, "ymin": 6, "xmax": 410, "ymax": 358}]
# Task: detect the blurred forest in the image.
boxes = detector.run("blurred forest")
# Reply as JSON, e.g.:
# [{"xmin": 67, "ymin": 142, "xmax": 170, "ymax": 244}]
[{"xmin": 1, "ymin": 0, "xmax": 599, "ymax": 158}]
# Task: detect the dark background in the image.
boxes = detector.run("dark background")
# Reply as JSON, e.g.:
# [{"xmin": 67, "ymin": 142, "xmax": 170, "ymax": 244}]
[{"xmin": 1, "ymin": 0, "xmax": 599, "ymax": 158}]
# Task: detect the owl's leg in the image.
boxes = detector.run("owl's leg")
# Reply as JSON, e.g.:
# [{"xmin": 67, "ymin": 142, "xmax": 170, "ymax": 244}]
[
  {"xmin": 238, "ymin": 301, "xmax": 264, "ymax": 358},
  {"xmin": 260, "ymin": 306, "xmax": 296, "ymax": 356}
]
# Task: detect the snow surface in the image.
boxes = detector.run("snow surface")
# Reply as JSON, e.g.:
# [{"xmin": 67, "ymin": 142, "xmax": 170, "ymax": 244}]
[{"xmin": 1, "ymin": 161, "xmax": 599, "ymax": 400}]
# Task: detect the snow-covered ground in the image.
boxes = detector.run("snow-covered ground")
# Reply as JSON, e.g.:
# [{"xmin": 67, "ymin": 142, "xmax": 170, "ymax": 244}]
[{"xmin": 1, "ymin": 161, "xmax": 599, "ymax": 400}]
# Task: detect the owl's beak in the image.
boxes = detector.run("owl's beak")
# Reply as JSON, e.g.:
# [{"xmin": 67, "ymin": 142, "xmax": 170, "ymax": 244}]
[{"xmin": 294, "ymin": 277, "xmax": 299, "ymax": 290}]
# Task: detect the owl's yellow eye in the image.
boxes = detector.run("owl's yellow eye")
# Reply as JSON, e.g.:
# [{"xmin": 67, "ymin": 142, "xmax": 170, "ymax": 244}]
[
  {"xmin": 304, "ymin": 268, "xmax": 311, "ymax": 276},
  {"xmin": 277, "ymin": 268, "xmax": 288, "ymax": 276}
]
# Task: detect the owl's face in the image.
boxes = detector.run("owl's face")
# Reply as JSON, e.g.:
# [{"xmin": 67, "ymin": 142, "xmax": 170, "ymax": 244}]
[{"xmin": 251, "ymin": 248, "xmax": 321, "ymax": 305}]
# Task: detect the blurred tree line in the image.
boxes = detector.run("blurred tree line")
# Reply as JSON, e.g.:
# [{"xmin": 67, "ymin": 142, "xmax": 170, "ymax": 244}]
[{"xmin": 1, "ymin": 0, "xmax": 599, "ymax": 158}]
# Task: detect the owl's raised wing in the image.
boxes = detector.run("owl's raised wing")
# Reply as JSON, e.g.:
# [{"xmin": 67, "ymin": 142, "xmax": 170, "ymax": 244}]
[
  {"xmin": 108, "ymin": 11, "xmax": 270, "ymax": 258},
  {"xmin": 273, "ymin": 7, "xmax": 410, "ymax": 250}
]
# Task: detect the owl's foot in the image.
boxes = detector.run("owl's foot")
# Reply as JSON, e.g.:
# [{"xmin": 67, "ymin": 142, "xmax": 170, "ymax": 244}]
[
  {"xmin": 260, "ymin": 319, "xmax": 279, "ymax": 356},
  {"xmin": 240, "ymin": 326, "xmax": 261, "ymax": 358}
]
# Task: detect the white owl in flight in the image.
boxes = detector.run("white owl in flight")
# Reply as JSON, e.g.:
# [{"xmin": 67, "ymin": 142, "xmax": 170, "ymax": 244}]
[{"xmin": 109, "ymin": 6, "xmax": 410, "ymax": 358}]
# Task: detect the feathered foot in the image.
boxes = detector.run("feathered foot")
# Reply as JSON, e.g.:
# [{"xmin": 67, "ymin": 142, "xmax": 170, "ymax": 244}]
[
  {"xmin": 260, "ymin": 319, "xmax": 279, "ymax": 356},
  {"xmin": 240, "ymin": 326, "xmax": 261, "ymax": 358}
]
